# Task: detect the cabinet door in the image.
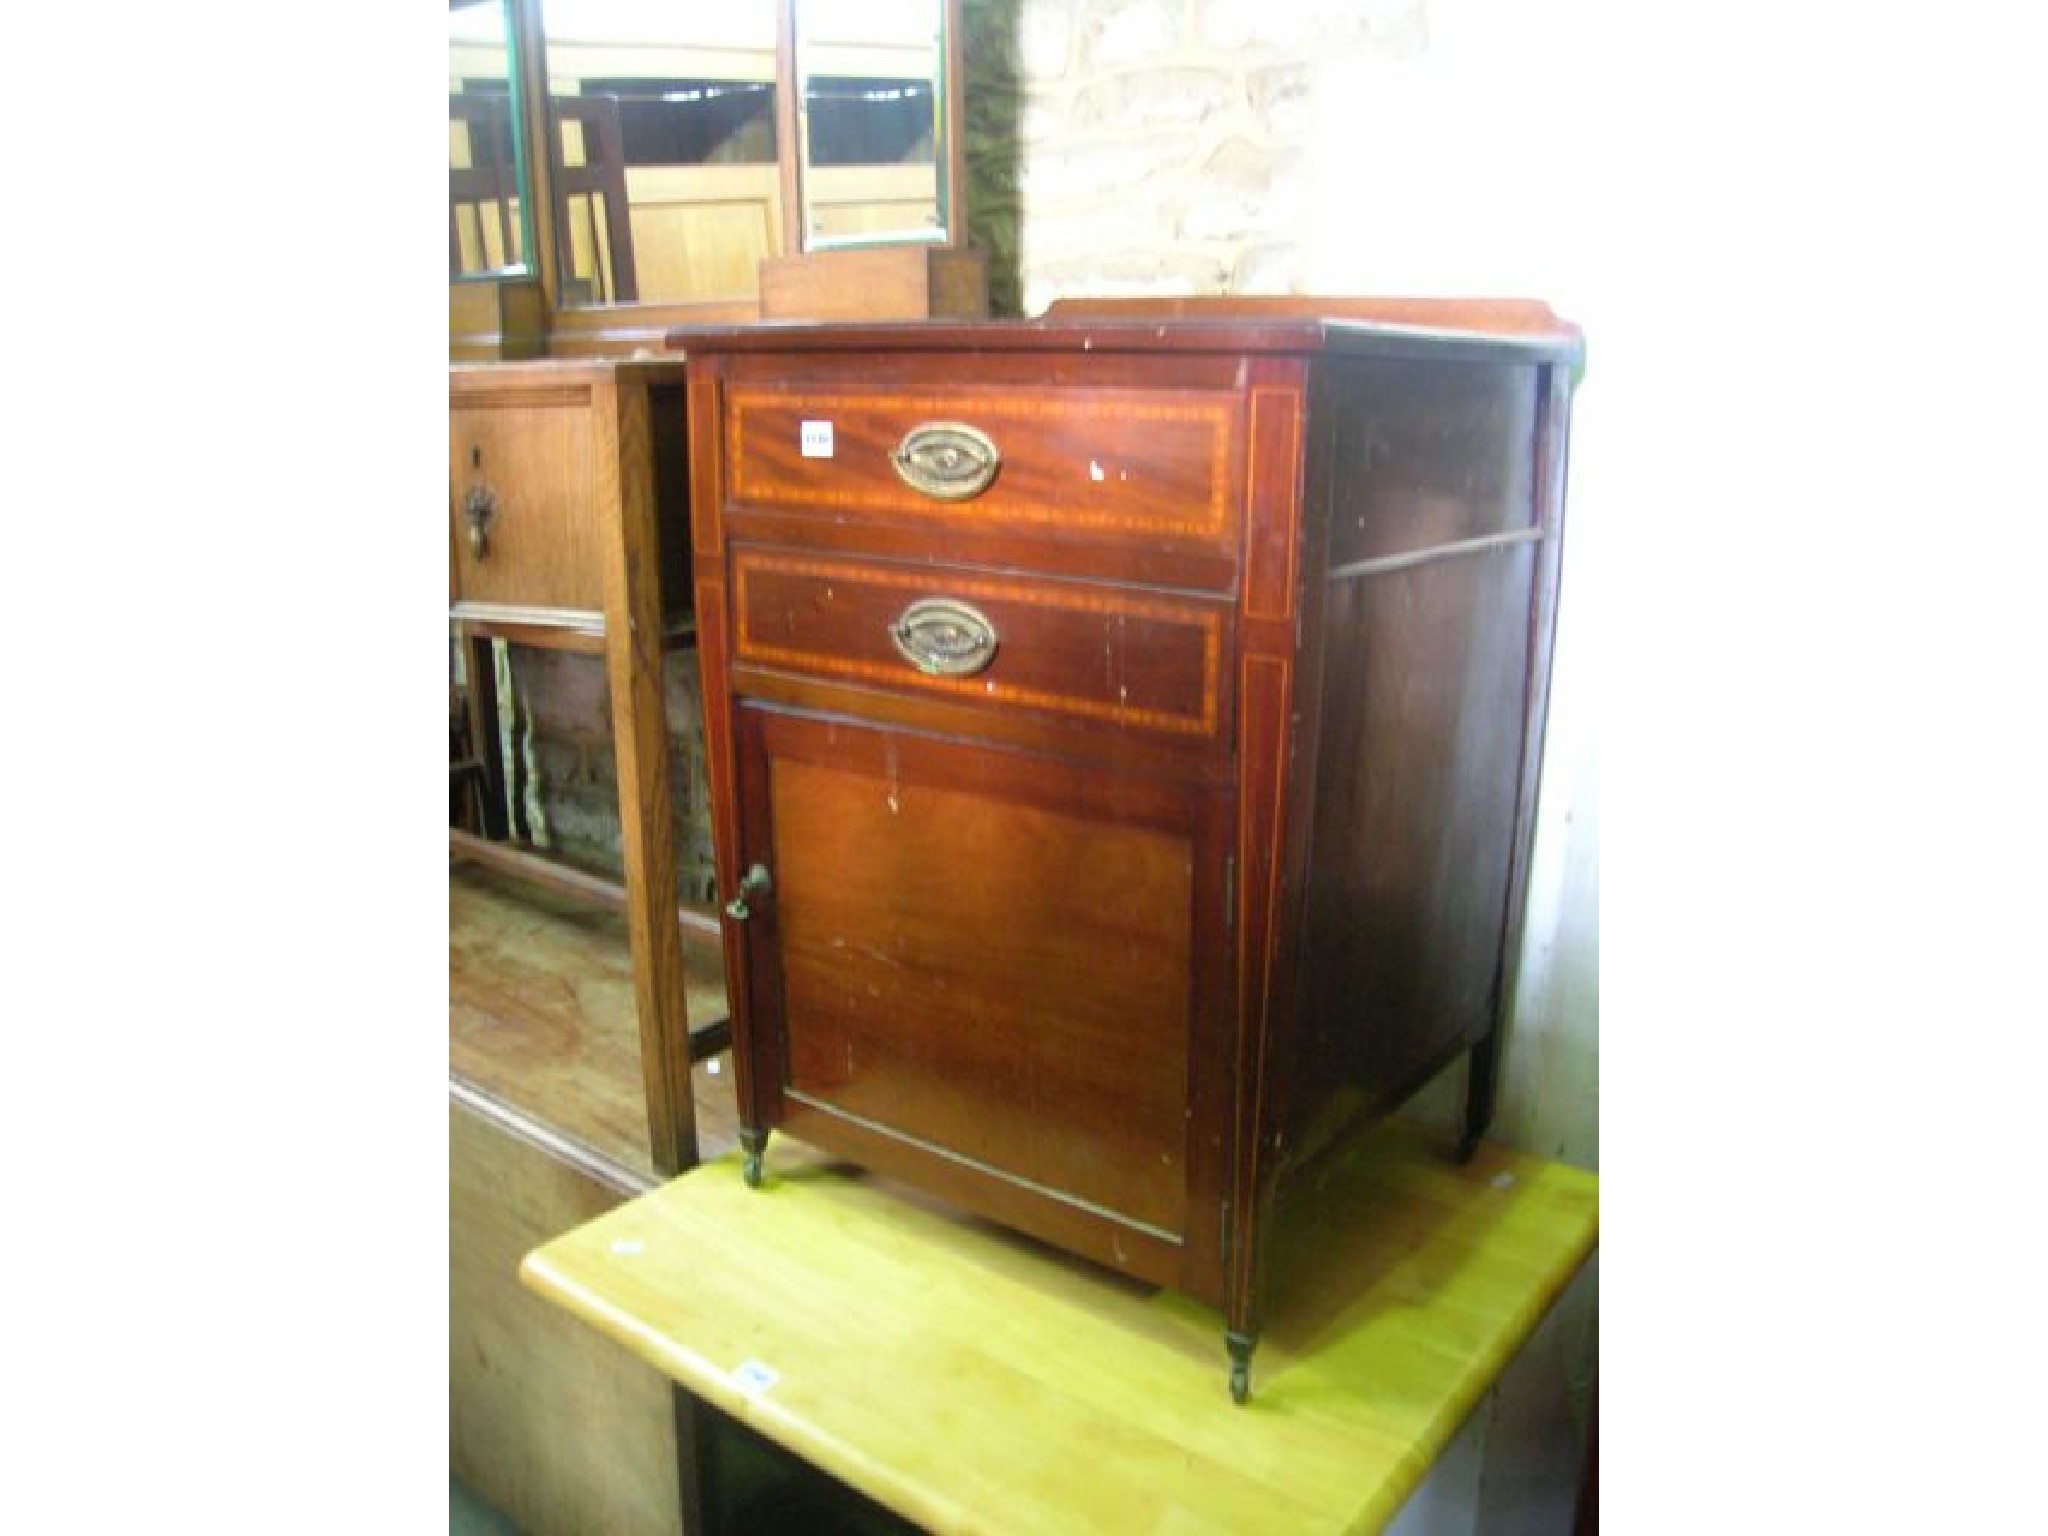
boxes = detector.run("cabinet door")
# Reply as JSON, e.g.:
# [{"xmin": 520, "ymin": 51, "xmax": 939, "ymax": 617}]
[{"xmin": 729, "ymin": 705, "xmax": 1229, "ymax": 1282}]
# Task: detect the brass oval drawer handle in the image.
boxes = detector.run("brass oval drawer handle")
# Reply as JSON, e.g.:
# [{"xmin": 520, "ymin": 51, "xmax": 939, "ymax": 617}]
[
  {"xmin": 889, "ymin": 598, "xmax": 999, "ymax": 677},
  {"xmin": 890, "ymin": 422, "xmax": 1000, "ymax": 501}
]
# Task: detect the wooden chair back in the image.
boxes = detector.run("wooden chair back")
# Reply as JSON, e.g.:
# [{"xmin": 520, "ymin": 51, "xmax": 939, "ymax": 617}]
[{"xmin": 550, "ymin": 95, "xmax": 639, "ymax": 304}]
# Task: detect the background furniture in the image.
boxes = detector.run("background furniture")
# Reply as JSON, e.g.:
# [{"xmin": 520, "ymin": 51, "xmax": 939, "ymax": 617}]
[
  {"xmin": 679, "ymin": 307, "xmax": 1580, "ymax": 1399},
  {"xmin": 449, "ymin": 357, "xmax": 706, "ymax": 1172},
  {"xmin": 548, "ymin": 95, "xmax": 639, "ymax": 305},
  {"xmin": 451, "ymin": 0, "xmax": 984, "ymax": 359},
  {"xmin": 448, "ymin": 358, "xmax": 732, "ymax": 1534},
  {"xmin": 521, "ymin": 1119, "xmax": 1598, "ymax": 1533},
  {"xmin": 449, "ymin": 91, "xmax": 523, "ymax": 278}
]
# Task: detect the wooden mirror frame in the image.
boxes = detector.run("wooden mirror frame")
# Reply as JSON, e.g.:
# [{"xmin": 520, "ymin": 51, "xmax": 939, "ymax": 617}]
[{"xmin": 451, "ymin": 0, "xmax": 982, "ymax": 361}]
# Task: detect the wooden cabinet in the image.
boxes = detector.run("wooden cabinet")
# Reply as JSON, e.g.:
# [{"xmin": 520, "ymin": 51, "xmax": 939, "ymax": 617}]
[
  {"xmin": 680, "ymin": 307, "xmax": 1580, "ymax": 1399},
  {"xmin": 448, "ymin": 357, "xmax": 710, "ymax": 1178},
  {"xmin": 449, "ymin": 357, "xmax": 738, "ymax": 1536},
  {"xmin": 449, "ymin": 358, "xmax": 692, "ymax": 641}
]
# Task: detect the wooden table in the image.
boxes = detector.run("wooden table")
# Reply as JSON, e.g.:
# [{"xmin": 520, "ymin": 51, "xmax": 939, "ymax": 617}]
[{"xmin": 520, "ymin": 1120, "xmax": 1598, "ymax": 1535}]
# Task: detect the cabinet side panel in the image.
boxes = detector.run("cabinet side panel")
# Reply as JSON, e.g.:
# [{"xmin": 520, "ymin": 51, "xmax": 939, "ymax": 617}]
[{"xmin": 1290, "ymin": 359, "xmax": 1543, "ymax": 1155}]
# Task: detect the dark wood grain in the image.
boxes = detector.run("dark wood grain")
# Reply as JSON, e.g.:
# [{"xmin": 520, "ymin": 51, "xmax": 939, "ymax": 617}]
[
  {"xmin": 730, "ymin": 548, "xmax": 1227, "ymax": 740},
  {"xmin": 723, "ymin": 376, "xmax": 1242, "ymax": 553},
  {"xmin": 671, "ymin": 315, "xmax": 1581, "ymax": 369},
  {"xmin": 1476, "ymin": 359, "xmax": 1580, "ymax": 1147},
  {"xmin": 1042, "ymin": 292, "xmax": 1581, "ymax": 343},
  {"xmin": 742, "ymin": 708, "xmax": 1203, "ymax": 1246}
]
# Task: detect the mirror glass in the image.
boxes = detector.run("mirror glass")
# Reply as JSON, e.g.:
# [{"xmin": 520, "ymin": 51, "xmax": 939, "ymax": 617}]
[
  {"xmin": 796, "ymin": 0, "xmax": 946, "ymax": 251},
  {"xmin": 449, "ymin": 0, "xmax": 532, "ymax": 280},
  {"xmin": 539, "ymin": 0, "xmax": 781, "ymax": 306}
]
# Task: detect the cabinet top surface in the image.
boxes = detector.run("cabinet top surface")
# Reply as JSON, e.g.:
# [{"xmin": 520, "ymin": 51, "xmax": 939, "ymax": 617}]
[
  {"xmin": 449, "ymin": 356, "xmax": 690, "ymax": 390},
  {"xmin": 520, "ymin": 1120, "xmax": 1598, "ymax": 1536},
  {"xmin": 668, "ymin": 297, "xmax": 1584, "ymax": 368}
]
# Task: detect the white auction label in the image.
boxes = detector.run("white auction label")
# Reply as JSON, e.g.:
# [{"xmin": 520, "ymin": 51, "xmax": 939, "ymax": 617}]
[{"xmin": 800, "ymin": 420, "xmax": 834, "ymax": 458}]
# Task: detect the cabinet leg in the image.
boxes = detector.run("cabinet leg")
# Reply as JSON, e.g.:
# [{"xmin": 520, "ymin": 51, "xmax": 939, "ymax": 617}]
[
  {"xmin": 1458, "ymin": 1030, "xmax": 1501, "ymax": 1163},
  {"xmin": 739, "ymin": 1126, "xmax": 769, "ymax": 1188},
  {"xmin": 1226, "ymin": 1330, "xmax": 1258, "ymax": 1405}
]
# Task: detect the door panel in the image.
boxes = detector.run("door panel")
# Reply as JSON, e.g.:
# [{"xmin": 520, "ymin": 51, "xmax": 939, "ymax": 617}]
[{"xmin": 737, "ymin": 706, "xmax": 1201, "ymax": 1237}]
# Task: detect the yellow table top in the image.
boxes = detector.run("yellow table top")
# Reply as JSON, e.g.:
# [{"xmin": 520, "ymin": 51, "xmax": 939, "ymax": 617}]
[{"xmin": 520, "ymin": 1119, "xmax": 1598, "ymax": 1536}]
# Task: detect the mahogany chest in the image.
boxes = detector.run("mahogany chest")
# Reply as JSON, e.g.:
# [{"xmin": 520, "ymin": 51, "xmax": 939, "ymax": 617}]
[{"xmin": 679, "ymin": 306, "xmax": 1580, "ymax": 1398}]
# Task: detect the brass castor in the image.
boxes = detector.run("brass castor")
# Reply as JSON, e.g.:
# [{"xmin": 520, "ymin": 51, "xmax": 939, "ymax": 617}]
[
  {"xmin": 1226, "ymin": 1330, "xmax": 1257, "ymax": 1406},
  {"xmin": 739, "ymin": 1127, "xmax": 769, "ymax": 1188}
]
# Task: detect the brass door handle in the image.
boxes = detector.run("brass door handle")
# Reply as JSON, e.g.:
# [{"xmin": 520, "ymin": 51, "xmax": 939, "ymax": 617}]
[
  {"xmin": 889, "ymin": 422, "xmax": 1000, "ymax": 501},
  {"xmin": 463, "ymin": 482, "xmax": 497, "ymax": 558},
  {"xmin": 890, "ymin": 598, "xmax": 999, "ymax": 677},
  {"xmin": 724, "ymin": 863, "xmax": 774, "ymax": 921}
]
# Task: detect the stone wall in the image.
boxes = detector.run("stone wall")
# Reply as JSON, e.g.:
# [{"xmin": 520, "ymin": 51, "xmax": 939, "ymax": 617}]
[{"xmin": 965, "ymin": 0, "xmax": 1428, "ymax": 315}]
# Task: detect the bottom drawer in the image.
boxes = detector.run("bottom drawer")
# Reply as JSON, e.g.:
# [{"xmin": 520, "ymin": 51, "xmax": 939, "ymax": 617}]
[{"xmin": 730, "ymin": 547, "xmax": 1229, "ymax": 743}]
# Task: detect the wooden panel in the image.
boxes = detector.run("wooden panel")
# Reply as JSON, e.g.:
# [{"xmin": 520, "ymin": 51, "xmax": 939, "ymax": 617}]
[
  {"xmin": 720, "ymin": 370, "xmax": 1243, "ymax": 559},
  {"xmin": 742, "ymin": 709, "xmax": 1200, "ymax": 1245},
  {"xmin": 451, "ymin": 1100, "xmax": 684, "ymax": 1536},
  {"xmin": 449, "ymin": 382, "xmax": 603, "ymax": 614},
  {"xmin": 545, "ymin": 297, "xmax": 765, "ymax": 360},
  {"xmin": 926, "ymin": 248, "xmax": 991, "ymax": 319},
  {"xmin": 1291, "ymin": 543, "xmax": 1539, "ymax": 1140},
  {"xmin": 596, "ymin": 370, "xmax": 696, "ymax": 1177},
  {"xmin": 1241, "ymin": 378, "xmax": 1306, "ymax": 622},
  {"xmin": 730, "ymin": 548, "xmax": 1227, "ymax": 740},
  {"xmin": 1041, "ymin": 294, "xmax": 1582, "ymax": 343},
  {"xmin": 624, "ymin": 164, "xmax": 783, "ymax": 304},
  {"xmin": 758, "ymin": 246, "xmax": 989, "ymax": 323},
  {"xmin": 1321, "ymin": 359, "xmax": 1541, "ymax": 570},
  {"xmin": 801, "ymin": 164, "xmax": 940, "ymax": 244},
  {"xmin": 1283, "ymin": 355, "xmax": 1552, "ymax": 1166},
  {"xmin": 449, "ymin": 278, "xmax": 547, "ymax": 362}
]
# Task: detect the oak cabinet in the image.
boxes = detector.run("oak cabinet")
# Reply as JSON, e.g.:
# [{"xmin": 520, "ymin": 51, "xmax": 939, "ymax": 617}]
[
  {"xmin": 449, "ymin": 359, "xmax": 692, "ymax": 640},
  {"xmin": 680, "ymin": 308, "xmax": 1580, "ymax": 1399},
  {"xmin": 448, "ymin": 356, "xmax": 733, "ymax": 1536},
  {"xmin": 447, "ymin": 357, "xmax": 708, "ymax": 1178}
]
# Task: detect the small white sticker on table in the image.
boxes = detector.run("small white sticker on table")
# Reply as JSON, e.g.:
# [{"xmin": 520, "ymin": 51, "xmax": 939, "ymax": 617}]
[
  {"xmin": 800, "ymin": 420, "xmax": 834, "ymax": 458},
  {"xmin": 731, "ymin": 1359, "xmax": 781, "ymax": 1395}
]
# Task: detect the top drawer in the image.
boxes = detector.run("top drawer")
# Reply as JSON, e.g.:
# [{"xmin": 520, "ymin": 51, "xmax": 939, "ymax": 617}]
[
  {"xmin": 449, "ymin": 361, "xmax": 691, "ymax": 631},
  {"xmin": 713, "ymin": 356, "xmax": 1249, "ymax": 588},
  {"xmin": 450, "ymin": 377, "xmax": 605, "ymax": 620}
]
